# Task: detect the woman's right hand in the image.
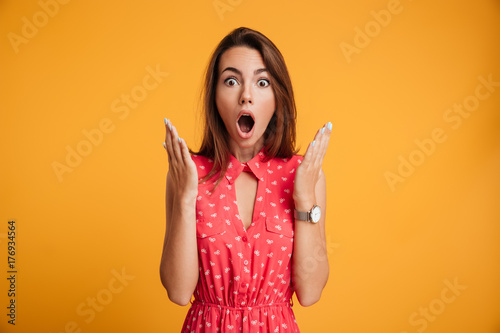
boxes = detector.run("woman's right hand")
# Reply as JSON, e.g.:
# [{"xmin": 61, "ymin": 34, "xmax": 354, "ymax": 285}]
[{"xmin": 163, "ymin": 118, "xmax": 198, "ymax": 204}]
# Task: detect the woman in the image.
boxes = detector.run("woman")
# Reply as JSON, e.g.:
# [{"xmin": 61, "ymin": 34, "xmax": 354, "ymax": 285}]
[{"xmin": 160, "ymin": 27, "xmax": 331, "ymax": 332}]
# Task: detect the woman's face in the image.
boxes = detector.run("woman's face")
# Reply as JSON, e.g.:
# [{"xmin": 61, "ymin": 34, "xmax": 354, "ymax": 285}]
[{"xmin": 215, "ymin": 46, "xmax": 275, "ymax": 155}]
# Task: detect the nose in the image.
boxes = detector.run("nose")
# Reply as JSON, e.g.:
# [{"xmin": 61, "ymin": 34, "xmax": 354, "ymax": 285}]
[{"xmin": 239, "ymin": 84, "xmax": 253, "ymax": 105}]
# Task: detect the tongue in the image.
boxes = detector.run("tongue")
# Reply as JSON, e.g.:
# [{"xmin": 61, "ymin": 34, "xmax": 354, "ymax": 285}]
[{"xmin": 238, "ymin": 116, "xmax": 254, "ymax": 133}]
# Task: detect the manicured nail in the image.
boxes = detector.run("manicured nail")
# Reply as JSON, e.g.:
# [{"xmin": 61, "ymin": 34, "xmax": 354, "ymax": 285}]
[
  {"xmin": 164, "ymin": 118, "xmax": 167, "ymax": 125},
  {"xmin": 327, "ymin": 122, "xmax": 332, "ymax": 130},
  {"xmin": 168, "ymin": 122, "xmax": 172, "ymax": 131},
  {"xmin": 312, "ymin": 140, "xmax": 316, "ymax": 147},
  {"xmin": 321, "ymin": 127, "xmax": 325, "ymax": 134},
  {"xmin": 178, "ymin": 138, "xmax": 182, "ymax": 143},
  {"xmin": 163, "ymin": 142, "xmax": 166, "ymax": 148}
]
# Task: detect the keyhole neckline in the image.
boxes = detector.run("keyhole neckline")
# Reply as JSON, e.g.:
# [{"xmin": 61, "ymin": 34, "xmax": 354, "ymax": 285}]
[{"xmin": 225, "ymin": 148, "xmax": 266, "ymax": 184}]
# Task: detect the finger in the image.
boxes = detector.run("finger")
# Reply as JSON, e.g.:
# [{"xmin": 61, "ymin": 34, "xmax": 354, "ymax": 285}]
[
  {"xmin": 314, "ymin": 123, "xmax": 332, "ymax": 164},
  {"xmin": 163, "ymin": 141, "xmax": 172, "ymax": 165},
  {"xmin": 169, "ymin": 122, "xmax": 183, "ymax": 163},
  {"xmin": 302, "ymin": 138, "xmax": 317, "ymax": 167},
  {"xmin": 179, "ymin": 137, "xmax": 192, "ymax": 165},
  {"xmin": 313, "ymin": 126, "xmax": 324, "ymax": 141},
  {"xmin": 305, "ymin": 124, "xmax": 324, "ymax": 167},
  {"xmin": 164, "ymin": 118, "xmax": 172, "ymax": 153},
  {"xmin": 321, "ymin": 122, "xmax": 332, "ymax": 154},
  {"xmin": 305, "ymin": 123, "xmax": 328, "ymax": 166},
  {"xmin": 164, "ymin": 118, "xmax": 175, "ymax": 161}
]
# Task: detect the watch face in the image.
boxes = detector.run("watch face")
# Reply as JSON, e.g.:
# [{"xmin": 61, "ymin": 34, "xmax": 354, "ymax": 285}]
[{"xmin": 311, "ymin": 206, "xmax": 321, "ymax": 223}]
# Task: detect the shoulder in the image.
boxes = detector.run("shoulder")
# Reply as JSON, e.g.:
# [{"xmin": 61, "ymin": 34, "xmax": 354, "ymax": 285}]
[
  {"xmin": 290, "ymin": 154, "xmax": 303, "ymax": 165},
  {"xmin": 190, "ymin": 154, "xmax": 214, "ymax": 180},
  {"xmin": 265, "ymin": 154, "xmax": 303, "ymax": 174},
  {"xmin": 267, "ymin": 154, "xmax": 303, "ymax": 164}
]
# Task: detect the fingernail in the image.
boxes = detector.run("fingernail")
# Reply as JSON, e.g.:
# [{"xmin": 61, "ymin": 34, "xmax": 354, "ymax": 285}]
[
  {"xmin": 163, "ymin": 142, "xmax": 166, "ymax": 148},
  {"xmin": 327, "ymin": 122, "xmax": 332, "ymax": 131},
  {"xmin": 164, "ymin": 118, "xmax": 167, "ymax": 125},
  {"xmin": 178, "ymin": 138, "xmax": 182, "ymax": 143},
  {"xmin": 168, "ymin": 122, "xmax": 172, "ymax": 131},
  {"xmin": 312, "ymin": 140, "xmax": 316, "ymax": 147},
  {"xmin": 321, "ymin": 127, "xmax": 325, "ymax": 135}
]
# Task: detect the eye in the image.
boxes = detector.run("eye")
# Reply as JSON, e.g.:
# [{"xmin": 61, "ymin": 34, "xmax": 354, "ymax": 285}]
[
  {"xmin": 224, "ymin": 78, "xmax": 238, "ymax": 86},
  {"xmin": 257, "ymin": 79, "xmax": 270, "ymax": 88}
]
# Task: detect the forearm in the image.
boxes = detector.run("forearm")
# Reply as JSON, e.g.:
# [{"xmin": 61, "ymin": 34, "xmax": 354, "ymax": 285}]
[
  {"xmin": 292, "ymin": 218, "xmax": 329, "ymax": 306},
  {"xmin": 292, "ymin": 168, "xmax": 329, "ymax": 306},
  {"xmin": 160, "ymin": 195, "xmax": 199, "ymax": 305}
]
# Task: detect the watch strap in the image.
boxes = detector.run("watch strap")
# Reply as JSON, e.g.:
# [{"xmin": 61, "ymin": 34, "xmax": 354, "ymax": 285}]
[{"xmin": 294, "ymin": 209, "xmax": 310, "ymax": 222}]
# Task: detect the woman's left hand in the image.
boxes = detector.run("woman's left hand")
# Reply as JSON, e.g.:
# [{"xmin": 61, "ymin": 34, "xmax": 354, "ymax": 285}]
[{"xmin": 293, "ymin": 122, "xmax": 332, "ymax": 212}]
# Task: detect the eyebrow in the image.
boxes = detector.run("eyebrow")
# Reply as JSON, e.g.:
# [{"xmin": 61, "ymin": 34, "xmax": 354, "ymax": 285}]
[{"xmin": 221, "ymin": 67, "xmax": 268, "ymax": 76}]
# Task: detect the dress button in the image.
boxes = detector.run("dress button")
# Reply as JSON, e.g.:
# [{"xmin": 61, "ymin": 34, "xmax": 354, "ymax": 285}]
[{"xmin": 242, "ymin": 236, "xmax": 248, "ymax": 242}]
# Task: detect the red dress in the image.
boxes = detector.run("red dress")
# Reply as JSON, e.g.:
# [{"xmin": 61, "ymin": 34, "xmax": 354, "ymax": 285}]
[{"xmin": 181, "ymin": 149, "xmax": 302, "ymax": 332}]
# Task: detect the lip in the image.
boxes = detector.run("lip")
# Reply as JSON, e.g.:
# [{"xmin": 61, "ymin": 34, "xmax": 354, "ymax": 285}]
[{"xmin": 236, "ymin": 110, "xmax": 255, "ymax": 139}]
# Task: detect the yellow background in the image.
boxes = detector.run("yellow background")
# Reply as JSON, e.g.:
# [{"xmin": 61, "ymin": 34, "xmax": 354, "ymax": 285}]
[{"xmin": 1, "ymin": 0, "xmax": 499, "ymax": 332}]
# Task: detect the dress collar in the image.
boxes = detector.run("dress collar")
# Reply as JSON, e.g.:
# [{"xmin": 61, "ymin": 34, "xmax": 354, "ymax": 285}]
[{"xmin": 225, "ymin": 148, "xmax": 267, "ymax": 183}]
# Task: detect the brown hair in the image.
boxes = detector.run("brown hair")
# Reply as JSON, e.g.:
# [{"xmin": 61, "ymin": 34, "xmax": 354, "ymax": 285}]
[{"xmin": 191, "ymin": 27, "xmax": 298, "ymax": 186}]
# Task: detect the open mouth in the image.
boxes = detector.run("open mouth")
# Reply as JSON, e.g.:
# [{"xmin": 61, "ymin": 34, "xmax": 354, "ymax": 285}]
[{"xmin": 237, "ymin": 114, "xmax": 255, "ymax": 133}]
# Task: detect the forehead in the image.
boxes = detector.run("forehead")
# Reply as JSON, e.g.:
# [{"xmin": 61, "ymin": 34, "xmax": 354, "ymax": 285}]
[{"xmin": 218, "ymin": 46, "xmax": 265, "ymax": 73}]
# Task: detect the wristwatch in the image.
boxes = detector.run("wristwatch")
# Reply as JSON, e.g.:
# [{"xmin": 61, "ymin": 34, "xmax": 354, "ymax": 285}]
[{"xmin": 294, "ymin": 205, "xmax": 321, "ymax": 223}]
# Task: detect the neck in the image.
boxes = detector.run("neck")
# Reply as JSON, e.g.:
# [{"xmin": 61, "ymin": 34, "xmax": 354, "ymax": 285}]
[{"xmin": 229, "ymin": 139, "xmax": 264, "ymax": 163}]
